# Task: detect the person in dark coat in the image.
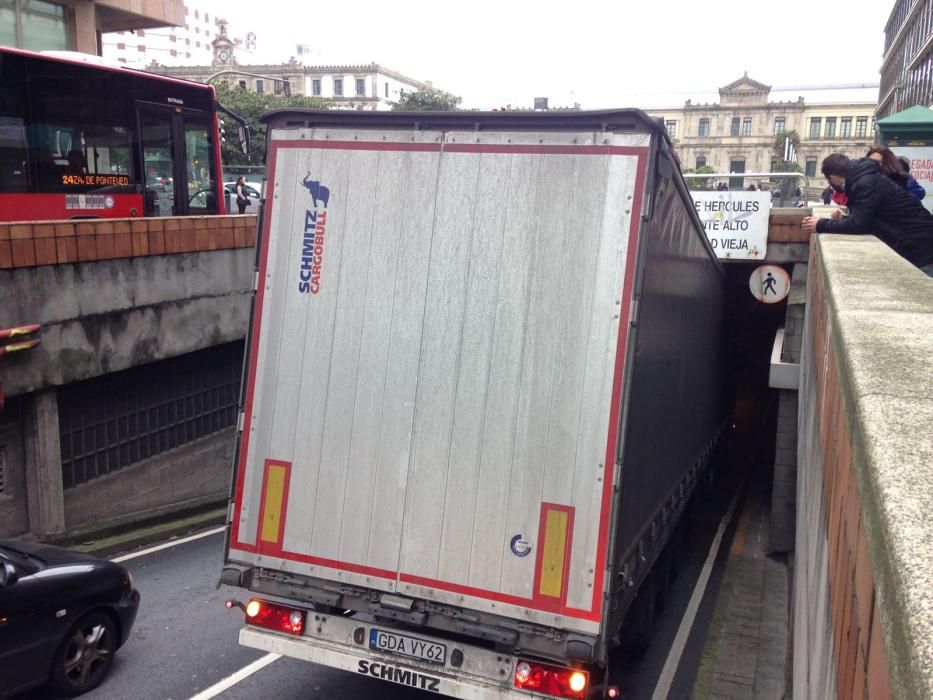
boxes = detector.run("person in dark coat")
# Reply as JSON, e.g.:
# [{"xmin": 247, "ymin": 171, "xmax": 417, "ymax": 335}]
[
  {"xmin": 867, "ymin": 146, "xmax": 926, "ymax": 200},
  {"xmin": 801, "ymin": 153, "xmax": 933, "ymax": 275}
]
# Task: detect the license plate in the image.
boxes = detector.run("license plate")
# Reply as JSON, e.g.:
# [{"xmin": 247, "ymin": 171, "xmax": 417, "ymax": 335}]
[{"xmin": 369, "ymin": 628, "xmax": 447, "ymax": 665}]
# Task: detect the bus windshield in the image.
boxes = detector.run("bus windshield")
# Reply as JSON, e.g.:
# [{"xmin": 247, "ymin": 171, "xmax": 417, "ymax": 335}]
[{"xmin": 0, "ymin": 47, "xmax": 226, "ymax": 222}]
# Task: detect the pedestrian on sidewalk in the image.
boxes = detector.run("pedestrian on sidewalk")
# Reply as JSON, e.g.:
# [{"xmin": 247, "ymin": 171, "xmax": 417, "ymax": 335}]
[
  {"xmin": 866, "ymin": 146, "xmax": 926, "ymax": 200},
  {"xmin": 801, "ymin": 153, "xmax": 933, "ymax": 276}
]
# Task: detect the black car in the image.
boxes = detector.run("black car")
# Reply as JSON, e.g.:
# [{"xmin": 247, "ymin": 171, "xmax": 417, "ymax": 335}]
[{"xmin": 0, "ymin": 541, "xmax": 140, "ymax": 698}]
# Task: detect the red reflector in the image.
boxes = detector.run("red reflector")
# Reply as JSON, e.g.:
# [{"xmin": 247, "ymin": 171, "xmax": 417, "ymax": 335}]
[
  {"xmin": 244, "ymin": 599, "xmax": 305, "ymax": 636},
  {"xmin": 513, "ymin": 659, "xmax": 588, "ymax": 698}
]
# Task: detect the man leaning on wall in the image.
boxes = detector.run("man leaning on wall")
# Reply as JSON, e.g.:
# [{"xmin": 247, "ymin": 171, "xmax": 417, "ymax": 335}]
[{"xmin": 801, "ymin": 153, "xmax": 933, "ymax": 277}]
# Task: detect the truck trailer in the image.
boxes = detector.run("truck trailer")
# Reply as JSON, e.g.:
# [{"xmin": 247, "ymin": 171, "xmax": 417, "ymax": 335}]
[{"xmin": 221, "ymin": 109, "xmax": 728, "ymax": 699}]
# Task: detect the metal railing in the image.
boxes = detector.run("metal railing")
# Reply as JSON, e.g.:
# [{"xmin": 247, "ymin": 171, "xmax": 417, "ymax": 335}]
[{"xmin": 682, "ymin": 172, "xmax": 813, "ymax": 207}]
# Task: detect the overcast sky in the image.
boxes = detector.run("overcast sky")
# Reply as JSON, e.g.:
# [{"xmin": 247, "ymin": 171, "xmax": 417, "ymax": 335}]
[{"xmin": 214, "ymin": 0, "xmax": 893, "ymax": 109}]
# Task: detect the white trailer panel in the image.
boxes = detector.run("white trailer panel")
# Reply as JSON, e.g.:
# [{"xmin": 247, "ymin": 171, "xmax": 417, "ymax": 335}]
[{"xmin": 229, "ymin": 126, "xmax": 649, "ymax": 633}]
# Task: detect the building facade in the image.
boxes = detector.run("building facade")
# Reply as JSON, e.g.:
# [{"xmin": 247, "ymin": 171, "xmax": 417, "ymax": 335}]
[
  {"xmin": 646, "ymin": 75, "xmax": 877, "ymax": 188},
  {"xmin": 0, "ymin": 0, "xmax": 183, "ymax": 56},
  {"xmin": 101, "ymin": 1, "xmax": 219, "ymax": 67},
  {"xmin": 149, "ymin": 33, "xmax": 431, "ymax": 111},
  {"xmin": 878, "ymin": 0, "xmax": 933, "ymax": 119}
]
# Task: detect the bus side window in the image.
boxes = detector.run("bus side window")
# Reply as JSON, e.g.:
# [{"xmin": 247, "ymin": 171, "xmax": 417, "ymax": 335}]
[{"xmin": 0, "ymin": 116, "xmax": 28, "ymax": 193}]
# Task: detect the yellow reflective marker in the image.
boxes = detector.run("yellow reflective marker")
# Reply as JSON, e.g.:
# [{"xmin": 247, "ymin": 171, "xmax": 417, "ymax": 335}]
[
  {"xmin": 260, "ymin": 463, "xmax": 287, "ymax": 543},
  {"xmin": 538, "ymin": 508, "xmax": 569, "ymax": 598}
]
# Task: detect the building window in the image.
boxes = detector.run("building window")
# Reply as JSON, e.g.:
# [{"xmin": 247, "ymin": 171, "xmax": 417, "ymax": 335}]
[
  {"xmin": 730, "ymin": 117, "xmax": 740, "ymax": 137},
  {"xmin": 137, "ymin": 29, "xmax": 145, "ymax": 37},
  {"xmin": 356, "ymin": 78, "xmax": 365, "ymax": 96},
  {"xmin": 774, "ymin": 117, "xmax": 785, "ymax": 135},
  {"xmin": 385, "ymin": 82, "xmax": 389, "ymax": 98},
  {"xmin": 0, "ymin": 0, "xmax": 70, "ymax": 50},
  {"xmin": 809, "ymin": 118, "xmax": 822, "ymax": 139},
  {"xmin": 58, "ymin": 342, "xmax": 244, "ymax": 489},
  {"xmin": 805, "ymin": 156, "xmax": 818, "ymax": 177},
  {"xmin": 840, "ymin": 117, "xmax": 852, "ymax": 138},
  {"xmin": 742, "ymin": 117, "xmax": 752, "ymax": 136},
  {"xmin": 194, "ymin": 9, "xmax": 199, "ymax": 17},
  {"xmin": 312, "ymin": 79, "xmax": 322, "ymax": 96},
  {"xmin": 824, "ymin": 117, "xmax": 836, "ymax": 139},
  {"xmin": 238, "ymin": 80, "xmax": 247, "ymax": 89},
  {"xmin": 698, "ymin": 118, "xmax": 710, "ymax": 137},
  {"xmin": 696, "ymin": 156, "xmax": 707, "ymax": 170},
  {"xmin": 855, "ymin": 117, "xmax": 867, "ymax": 138},
  {"xmin": 334, "ymin": 78, "xmax": 343, "ymax": 96},
  {"xmin": 256, "ymin": 79, "xmax": 264, "ymax": 94},
  {"xmin": 665, "ymin": 120, "xmax": 677, "ymax": 137},
  {"xmin": 729, "ymin": 156, "xmax": 746, "ymax": 189},
  {"xmin": 169, "ymin": 34, "xmax": 176, "ymax": 42},
  {"xmin": 137, "ymin": 44, "xmax": 145, "ymax": 52},
  {"xmin": 169, "ymin": 49, "xmax": 176, "ymax": 57},
  {"xmin": 117, "ymin": 42, "xmax": 125, "ymax": 49}
]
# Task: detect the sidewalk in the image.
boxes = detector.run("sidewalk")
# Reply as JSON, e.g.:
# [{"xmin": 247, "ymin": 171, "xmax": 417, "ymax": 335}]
[{"xmin": 690, "ymin": 465, "xmax": 791, "ymax": 700}]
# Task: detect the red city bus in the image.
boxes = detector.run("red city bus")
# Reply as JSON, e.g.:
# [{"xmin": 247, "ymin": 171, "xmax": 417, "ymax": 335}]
[{"xmin": 0, "ymin": 46, "xmax": 247, "ymax": 222}]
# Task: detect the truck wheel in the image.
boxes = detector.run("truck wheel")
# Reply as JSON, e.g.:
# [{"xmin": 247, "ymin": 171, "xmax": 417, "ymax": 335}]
[
  {"xmin": 49, "ymin": 611, "xmax": 116, "ymax": 697},
  {"xmin": 622, "ymin": 576, "xmax": 656, "ymax": 656}
]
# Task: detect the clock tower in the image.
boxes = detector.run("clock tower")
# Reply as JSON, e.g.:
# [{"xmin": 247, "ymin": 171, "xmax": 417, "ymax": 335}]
[{"xmin": 211, "ymin": 19, "xmax": 237, "ymax": 69}]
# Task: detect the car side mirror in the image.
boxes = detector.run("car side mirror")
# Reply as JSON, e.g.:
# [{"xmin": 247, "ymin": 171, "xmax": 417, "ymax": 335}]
[{"xmin": 0, "ymin": 562, "xmax": 18, "ymax": 586}]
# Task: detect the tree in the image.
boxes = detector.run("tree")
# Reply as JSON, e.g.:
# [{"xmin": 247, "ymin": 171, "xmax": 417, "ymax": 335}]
[
  {"xmin": 214, "ymin": 84, "xmax": 329, "ymax": 165},
  {"xmin": 771, "ymin": 130, "xmax": 805, "ymax": 202},
  {"xmin": 390, "ymin": 86, "xmax": 462, "ymax": 111},
  {"xmin": 772, "ymin": 129, "xmax": 801, "ymax": 159},
  {"xmin": 683, "ymin": 164, "xmax": 716, "ymax": 191}
]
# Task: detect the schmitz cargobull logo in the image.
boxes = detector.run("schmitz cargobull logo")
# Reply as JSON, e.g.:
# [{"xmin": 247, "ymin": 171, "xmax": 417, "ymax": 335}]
[{"xmin": 297, "ymin": 174, "xmax": 330, "ymax": 295}]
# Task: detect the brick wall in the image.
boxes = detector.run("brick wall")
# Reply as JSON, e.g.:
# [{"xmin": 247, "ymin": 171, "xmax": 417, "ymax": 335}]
[
  {"xmin": 794, "ymin": 237, "xmax": 905, "ymax": 700},
  {"xmin": 0, "ymin": 215, "xmax": 258, "ymax": 270}
]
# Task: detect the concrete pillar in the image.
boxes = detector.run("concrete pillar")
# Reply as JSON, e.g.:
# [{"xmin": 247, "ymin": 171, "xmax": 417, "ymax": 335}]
[
  {"xmin": 24, "ymin": 389, "xmax": 65, "ymax": 537},
  {"xmin": 71, "ymin": 2, "xmax": 98, "ymax": 55}
]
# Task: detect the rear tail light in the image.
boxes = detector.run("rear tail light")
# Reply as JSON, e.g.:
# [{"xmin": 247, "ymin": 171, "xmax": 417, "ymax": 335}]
[
  {"xmin": 514, "ymin": 659, "xmax": 589, "ymax": 698},
  {"xmin": 244, "ymin": 598, "xmax": 305, "ymax": 636}
]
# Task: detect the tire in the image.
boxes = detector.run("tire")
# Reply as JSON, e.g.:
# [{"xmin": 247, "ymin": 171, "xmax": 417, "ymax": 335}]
[{"xmin": 49, "ymin": 611, "xmax": 117, "ymax": 697}]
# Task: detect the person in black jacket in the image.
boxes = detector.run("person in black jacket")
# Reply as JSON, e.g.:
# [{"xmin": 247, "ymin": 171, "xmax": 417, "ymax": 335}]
[{"xmin": 801, "ymin": 154, "xmax": 933, "ymax": 276}]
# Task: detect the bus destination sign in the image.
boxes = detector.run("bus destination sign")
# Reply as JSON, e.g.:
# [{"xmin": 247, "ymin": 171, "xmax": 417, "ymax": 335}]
[{"xmin": 62, "ymin": 174, "xmax": 131, "ymax": 187}]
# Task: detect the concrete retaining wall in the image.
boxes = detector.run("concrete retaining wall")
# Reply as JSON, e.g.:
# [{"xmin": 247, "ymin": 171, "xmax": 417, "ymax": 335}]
[
  {"xmin": 794, "ymin": 234, "xmax": 933, "ymax": 699},
  {"xmin": 64, "ymin": 428, "xmax": 234, "ymax": 532},
  {"xmin": 0, "ymin": 248, "xmax": 254, "ymax": 397}
]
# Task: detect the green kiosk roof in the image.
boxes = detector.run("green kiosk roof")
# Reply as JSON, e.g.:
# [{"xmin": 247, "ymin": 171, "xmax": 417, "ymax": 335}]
[{"xmin": 878, "ymin": 105, "xmax": 933, "ymax": 144}]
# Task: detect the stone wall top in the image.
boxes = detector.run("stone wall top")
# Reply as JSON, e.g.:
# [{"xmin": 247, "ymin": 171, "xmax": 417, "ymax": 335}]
[{"xmin": 816, "ymin": 234, "xmax": 933, "ymax": 698}]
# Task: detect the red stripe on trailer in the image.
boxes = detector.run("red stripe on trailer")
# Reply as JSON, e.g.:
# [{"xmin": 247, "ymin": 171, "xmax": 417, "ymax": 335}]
[
  {"xmin": 230, "ymin": 139, "xmax": 650, "ymax": 623},
  {"xmin": 230, "ymin": 143, "xmax": 279, "ymax": 547},
  {"xmin": 269, "ymin": 139, "xmax": 645, "ymax": 158},
  {"xmin": 588, "ymin": 149, "xmax": 649, "ymax": 619},
  {"xmin": 229, "ymin": 542, "xmax": 399, "ymax": 581}
]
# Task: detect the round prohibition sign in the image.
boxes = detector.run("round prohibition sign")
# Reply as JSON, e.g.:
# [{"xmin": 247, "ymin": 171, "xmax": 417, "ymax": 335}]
[{"xmin": 749, "ymin": 265, "xmax": 790, "ymax": 303}]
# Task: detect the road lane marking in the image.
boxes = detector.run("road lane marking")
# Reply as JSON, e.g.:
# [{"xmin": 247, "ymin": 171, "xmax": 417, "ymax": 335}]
[
  {"xmin": 187, "ymin": 653, "xmax": 282, "ymax": 700},
  {"xmin": 112, "ymin": 526, "xmax": 226, "ymax": 562},
  {"xmin": 650, "ymin": 478, "xmax": 747, "ymax": 700}
]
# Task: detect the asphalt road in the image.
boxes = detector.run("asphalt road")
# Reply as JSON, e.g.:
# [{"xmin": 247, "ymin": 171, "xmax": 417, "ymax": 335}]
[{"xmin": 16, "ymin": 463, "xmax": 742, "ymax": 700}]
